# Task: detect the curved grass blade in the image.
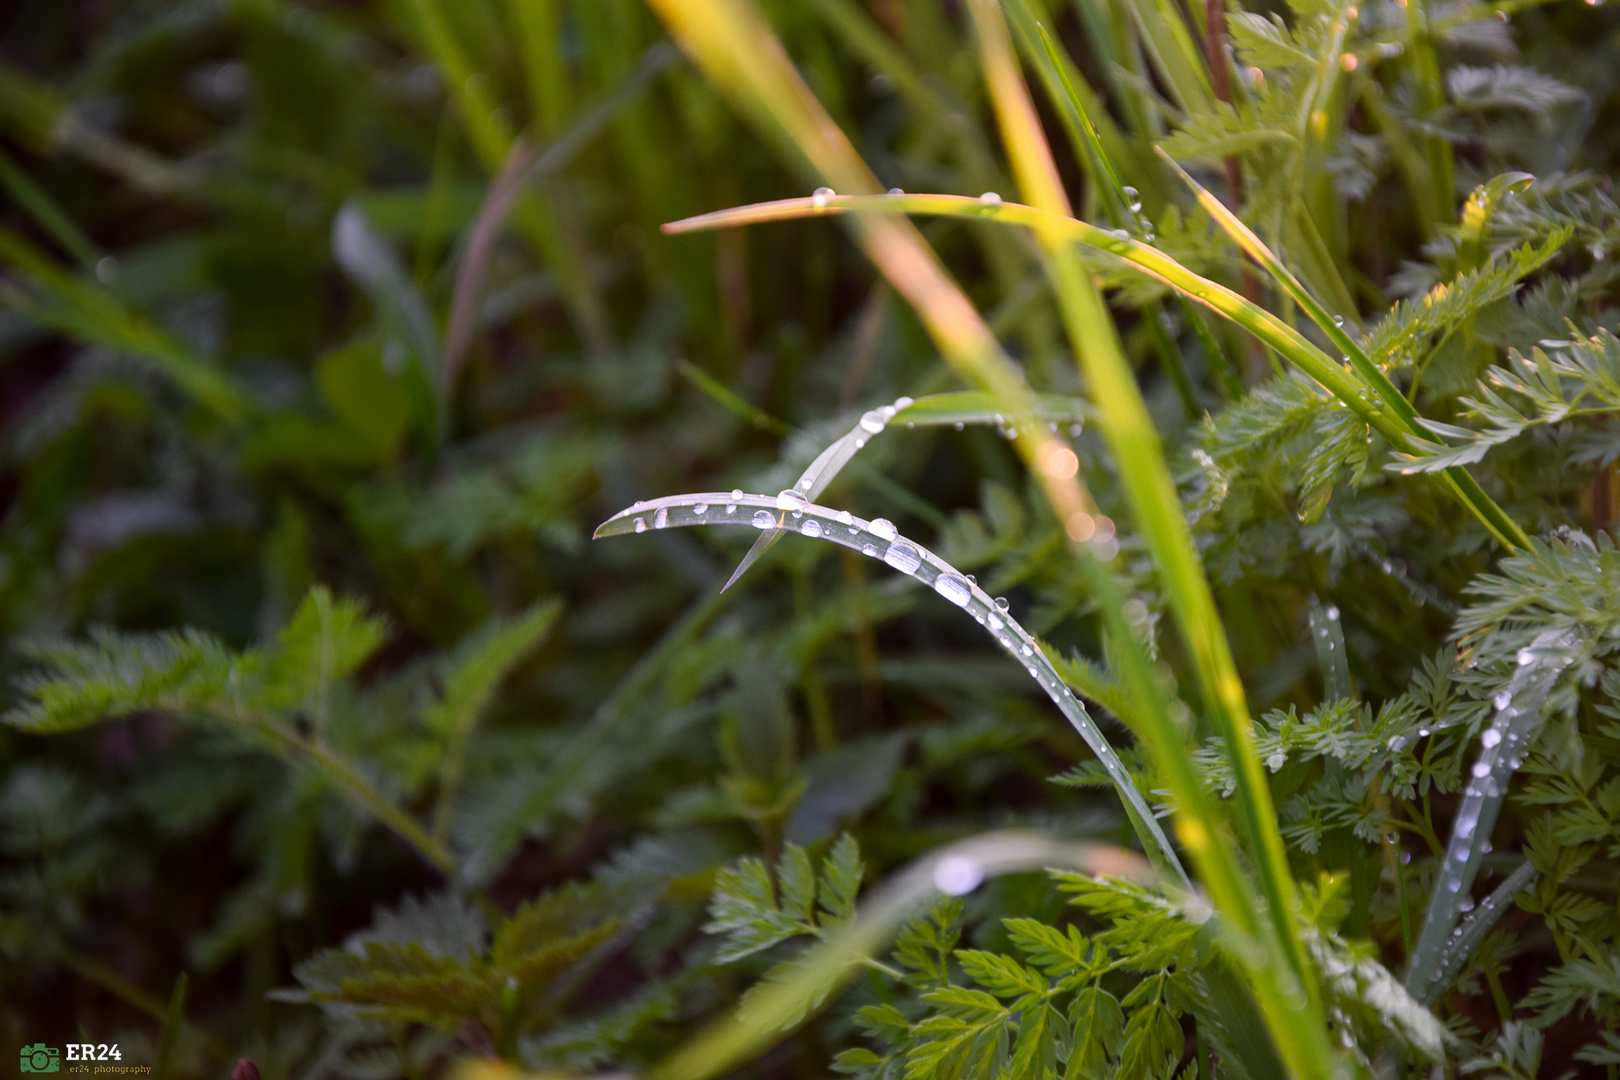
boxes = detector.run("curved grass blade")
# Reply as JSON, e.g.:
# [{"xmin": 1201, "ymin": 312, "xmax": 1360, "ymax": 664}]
[
  {"xmin": 1416, "ymin": 860, "xmax": 1538, "ymax": 1006},
  {"xmin": 1406, "ymin": 628, "xmax": 1577, "ymax": 997},
  {"xmin": 721, "ymin": 391, "xmax": 1087, "ymax": 593},
  {"xmin": 664, "ymin": 192, "xmax": 1529, "ymax": 551},
  {"xmin": 596, "ymin": 492, "xmax": 1188, "ymax": 887},
  {"xmin": 1156, "ymin": 151, "xmax": 1535, "ymax": 550},
  {"xmin": 458, "ymin": 831, "xmax": 1154, "ymax": 1080}
]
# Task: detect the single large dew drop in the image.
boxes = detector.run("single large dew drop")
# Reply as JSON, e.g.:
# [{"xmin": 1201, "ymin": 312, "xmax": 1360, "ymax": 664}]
[
  {"xmin": 777, "ymin": 488, "xmax": 810, "ymax": 512},
  {"xmin": 801, "ymin": 519, "xmax": 823, "ymax": 538},
  {"xmin": 752, "ymin": 510, "xmax": 778, "ymax": 530},
  {"xmin": 869, "ymin": 517, "xmax": 898, "ymax": 541},
  {"xmin": 653, "ymin": 507, "xmax": 669, "ymax": 529},
  {"xmin": 859, "ymin": 410, "xmax": 886, "ymax": 434},
  {"xmin": 934, "ymin": 573, "xmax": 972, "ymax": 607},
  {"xmin": 884, "ymin": 541, "xmax": 921, "ymax": 574}
]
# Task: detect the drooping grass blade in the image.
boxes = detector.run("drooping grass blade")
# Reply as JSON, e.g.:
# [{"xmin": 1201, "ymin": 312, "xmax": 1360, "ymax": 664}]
[{"xmin": 595, "ymin": 491, "xmax": 1188, "ymax": 886}]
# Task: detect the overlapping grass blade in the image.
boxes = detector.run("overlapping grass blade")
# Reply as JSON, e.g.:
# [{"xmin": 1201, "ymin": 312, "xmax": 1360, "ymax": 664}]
[
  {"xmin": 665, "ymin": 192, "xmax": 1527, "ymax": 549},
  {"xmin": 720, "ymin": 391, "xmax": 1086, "ymax": 592},
  {"xmin": 1406, "ymin": 628, "xmax": 1577, "ymax": 997},
  {"xmin": 961, "ymin": 3, "xmax": 1332, "ymax": 1073},
  {"xmin": 595, "ymin": 490, "xmax": 1187, "ymax": 886},
  {"xmin": 1416, "ymin": 861, "xmax": 1538, "ymax": 1006}
]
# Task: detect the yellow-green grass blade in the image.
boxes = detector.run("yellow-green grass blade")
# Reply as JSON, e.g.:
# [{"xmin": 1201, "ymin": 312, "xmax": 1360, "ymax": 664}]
[
  {"xmin": 1118, "ymin": 0, "xmax": 1213, "ymax": 113},
  {"xmin": 1156, "ymin": 151, "xmax": 1532, "ymax": 550},
  {"xmin": 962, "ymin": 5, "xmax": 1333, "ymax": 1074}
]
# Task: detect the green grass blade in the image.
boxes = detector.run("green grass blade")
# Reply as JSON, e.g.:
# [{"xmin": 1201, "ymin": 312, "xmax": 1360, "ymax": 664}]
[
  {"xmin": 0, "ymin": 144, "xmax": 99, "ymax": 269},
  {"xmin": 962, "ymin": 4, "xmax": 1333, "ymax": 1071},
  {"xmin": 631, "ymin": 832, "xmax": 1154, "ymax": 1080},
  {"xmin": 1416, "ymin": 861, "xmax": 1537, "ymax": 1006},
  {"xmin": 596, "ymin": 490, "xmax": 1189, "ymax": 885},
  {"xmin": 0, "ymin": 226, "xmax": 248, "ymax": 422},
  {"xmin": 1406, "ymin": 628, "xmax": 1576, "ymax": 999},
  {"xmin": 1158, "ymin": 150, "xmax": 1532, "ymax": 550}
]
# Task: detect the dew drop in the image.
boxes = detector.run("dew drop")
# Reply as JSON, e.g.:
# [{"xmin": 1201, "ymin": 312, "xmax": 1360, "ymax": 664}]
[
  {"xmin": 987, "ymin": 613, "xmax": 1004, "ymax": 631},
  {"xmin": 653, "ymin": 507, "xmax": 669, "ymax": 529},
  {"xmin": 861, "ymin": 543, "xmax": 877, "ymax": 557},
  {"xmin": 995, "ymin": 597, "xmax": 1010, "ymax": 612},
  {"xmin": 1333, "ymin": 315, "xmax": 1345, "ymax": 327},
  {"xmin": 1481, "ymin": 729, "xmax": 1501, "ymax": 749},
  {"xmin": 837, "ymin": 510, "xmax": 854, "ymax": 526},
  {"xmin": 777, "ymin": 489, "xmax": 810, "ymax": 512},
  {"xmin": 812, "ymin": 186, "xmax": 835, "ymax": 208},
  {"xmin": 934, "ymin": 573, "xmax": 972, "ymax": 607},
  {"xmin": 1493, "ymin": 689, "xmax": 1513, "ymax": 710},
  {"xmin": 869, "ymin": 517, "xmax": 898, "ymax": 541},
  {"xmin": 954, "ymin": 421, "xmax": 965, "ymax": 431},
  {"xmin": 752, "ymin": 510, "xmax": 778, "ymax": 530},
  {"xmin": 1122, "ymin": 185, "xmax": 1141, "ymax": 212},
  {"xmin": 979, "ymin": 191, "xmax": 1002, "ymax": 206},
  {"xmin": 933, "ymin": 855, "xmax": 984, "ymax": 895},
  {"xmin": 1517, "ymin": 648, "xmax": 1535, "ymax": 666},
  {"xmin": 884, "ymin": 541, "xmax": 921, "ymax": 574},
  {"xmin": 1109, "ymin": 228, "xmax": 1129, "ymax": 241},
  {"xmin": 693, "ymin": 503, "xmax": 708, "ymax": 515},
  {"xmin": 965, "ymin": 575, "xmax": 976, "ymax": 585},
  {"xmin": 801, "ymin": 519, "xmax": 823, "ymax": 538},
  {"xmin": 894, "ymin": 395, "xmax": 915, "ymax": 409},
  {"xmin": 860, "ymin": 409, "xmax": 886, "ymax": 434},
  {"xmin": 633, "ymin": 517, "xmax": 646, "ymax": 533},
  {"xmin": 887, "ymin": 187, "xmax": 905, "ymax": 196},
  {"xmin": 730, "ymin": 488, "xmax": 744, "ymax": 501},
  {"xmin": 1472, "ymin": 761, "xmax": 1491, "ymax": 778},
  {"xmin": 1021, "ymin": 644, "xmax": 1033, "ymax": 657}
]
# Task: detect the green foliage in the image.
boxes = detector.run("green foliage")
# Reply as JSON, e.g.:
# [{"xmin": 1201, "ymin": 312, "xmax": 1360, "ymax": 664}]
[{"xmin": 5, "ymin": 0, "xmax": 1620, "ymax": 1074}]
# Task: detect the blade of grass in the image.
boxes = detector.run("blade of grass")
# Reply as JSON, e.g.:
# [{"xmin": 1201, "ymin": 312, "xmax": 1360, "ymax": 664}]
[
  {"xmin": 1406, "ymin": 628, "xmax": 1576, "ymax": 998},
  {"xmin": 0, "ymin": 226, "xmax": 248, "ymax": 422},
  {"xmin": 596, "ymin": 491, "xmax": 1187, "ymax": 885},
  {"xmin": 664, "ymin": 192, "xmax": 1526, "ymax": 549},
  {"xmin": 0, "ymin": 144, "xmax": 99, "ymax": 269},
  {"xmin": 1157, "ymin": 150, "xmax": 1532, "ymax": 550},
  {"xmin": 1117, "ymin": 0, "xmax": 1213, "ymax": 113},
  {"xmin": 961, "ymin": 5, "xmax": 1333, "ymax": 1075},
  {"xmin": 1416, "ymin": 860, "xmax": 1537, "ymax": 1006}
]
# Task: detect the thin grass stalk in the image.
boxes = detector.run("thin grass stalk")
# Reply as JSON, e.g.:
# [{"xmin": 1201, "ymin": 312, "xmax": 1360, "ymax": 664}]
[
  {"xmin": 1157, "ymin": 151, "xmax": 1532, "ymax": 550},
  {"xmin": 962, "ymin": 7, "xmax": 1333, "ymax": 1075},
  {"xmin": 663, "ymin": 192, "xmax": 1527, "ymax": 551}
]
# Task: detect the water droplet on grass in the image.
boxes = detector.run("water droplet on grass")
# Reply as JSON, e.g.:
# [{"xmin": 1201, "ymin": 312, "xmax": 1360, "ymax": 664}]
[
  {"xmin": 884, "ymin": 542, "xmax": 920, "ymax": 574},
  {"xmin": 694, "ymin": 503, "xmax": 708, "ymax": 515},
  {"xmin": 633, "ymin": 517, "xmax": 646, "ymax": 533},
  {"xmin": 979, "ymin": 191, "xmax": 1002, "ymax": 206},
  {"xmin": 1481, "ymin": 729, "xmax": 1501, "ymax": 748},
  {"xmin": 860, "ymin": 410, "xmax": 886, "ymax": 433},
  {"xmin": 777, "ymin": 489, "xmax": 810, "ymax": 511},
  {"xmin": 934, "ymin": 573, "xmax": 971, "ymax": 606},
  {"xmin": 801, "ymin": 519, "xmax": 823, "ymax": 538},
  {"xmin": 752, "ymin": 510, "xmax": 777, "ymax": 529},
  {"xmin": 869, "ymin": 518, "xmax": 897, "ymax": 541},
  {"xmin": 653, "ymin": 508, "xmax": 668, "ymax": 529},
  {"xmin": 861, "ymin": 543, "xmax": 877, "ymax": 557},
  {"xmin": 994, "ymin": 597, "xmax": 1009, "ymax": 612},
  {"xmin": 813, "ymin": 186, "xmax": 835, "ymax": 208}
]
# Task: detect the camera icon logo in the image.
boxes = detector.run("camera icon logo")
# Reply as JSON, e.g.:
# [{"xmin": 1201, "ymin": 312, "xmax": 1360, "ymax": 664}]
[{"xmin": 20, "ymin": 1044, "xmax": 61, "ymax": 1073}]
